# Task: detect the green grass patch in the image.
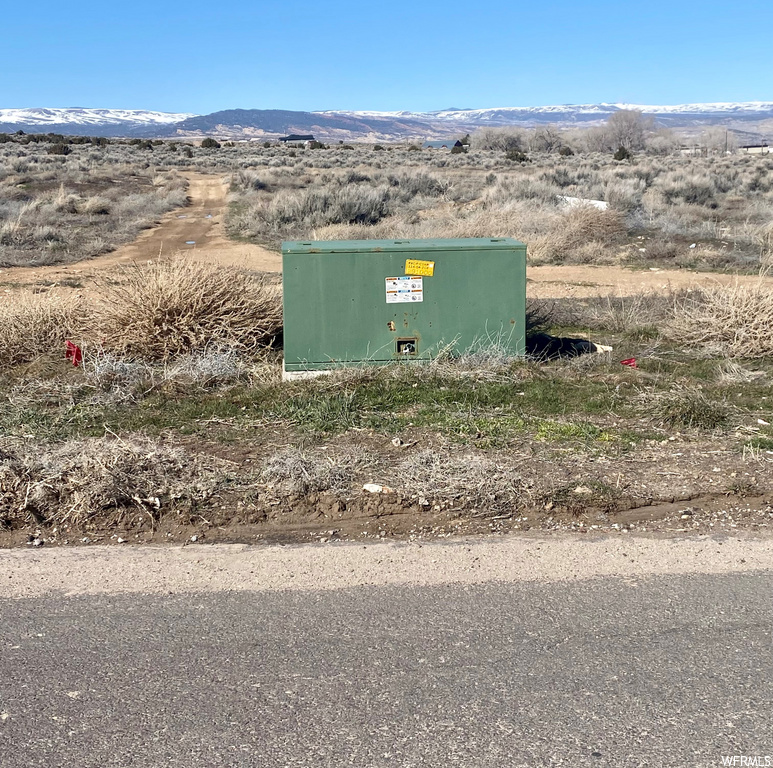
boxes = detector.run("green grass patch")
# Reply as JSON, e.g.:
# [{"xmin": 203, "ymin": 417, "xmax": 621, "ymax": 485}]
[
  {"xmin": 535, "ymin": 420, "xmax": 614, "ymax": 443},
  {"xmin": 0, "ymin": 355, "xmax": 768, "ymax": 451},
  {"xmin": 745, "ymin": 436, "xmax": 773, "ymax": 451}
]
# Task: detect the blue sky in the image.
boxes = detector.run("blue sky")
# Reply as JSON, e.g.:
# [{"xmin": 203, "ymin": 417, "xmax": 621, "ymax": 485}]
[{"xmin": 2, "ymin": 0, "xmax": 771, "ymax": 113}]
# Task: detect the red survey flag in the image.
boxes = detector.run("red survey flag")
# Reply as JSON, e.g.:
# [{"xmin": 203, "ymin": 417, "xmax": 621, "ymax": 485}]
[
  {"xmin": 65, "ymin": 341, "xmax": 83, "ymax": 367},
  {"xmin": 620, "ymin": 357, "xmax": 637, "ymax": 368}
]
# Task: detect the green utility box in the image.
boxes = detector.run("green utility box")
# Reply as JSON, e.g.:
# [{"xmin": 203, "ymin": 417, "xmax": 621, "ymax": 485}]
[{"xmin": 282, "ymin": 238, "xmax": 526, "ymax": 377}]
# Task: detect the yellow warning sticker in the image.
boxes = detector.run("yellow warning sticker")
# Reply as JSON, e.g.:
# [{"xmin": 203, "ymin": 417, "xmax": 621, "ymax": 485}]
[{"xmin": 405, "ymin": 259, "xmax": 435, "ymax": 277}]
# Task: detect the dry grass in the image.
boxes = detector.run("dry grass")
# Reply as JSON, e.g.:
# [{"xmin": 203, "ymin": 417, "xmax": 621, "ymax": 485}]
[
  {"xmin": 0, "ymin": 152, "xmax": 188, "ymax": 267},
  {"xmin": 667, "ymin": 280, "xmax": 773, "ymax": 358},
  {"xmin": 0, "ymin": 435, "xmax": 228, "ymax": 530},
  {"xmin": 716, "ymin": 360, "xmax": 766, "ymax": 385},
  {"xmin": 529, "ymin": 205, "xmax": 627, "ymax": 264},
  {"xmin": 0, "ymin": 292, "xmax": 84, "ymax": 366},
  {"xmin": 86, "ymin": 259, "xmax": 283, "ymax": 360},
  {"xmin": 260, "ymin": 444, "xmax": 531, "ymax": 511},
  {"xmin": 396, "ymin": 449, "xmax": 529, "ymax": 513},
  {"xmin": 261, "ymin": 446, "xmax": 376, "ymax": 495},
  {"xmin": 649, "ymin": 387, "xmax": 733, "ymax": 430},
  {"xmin": 585, "ymin": 291, "xmax": 677, "ymax": 332}
]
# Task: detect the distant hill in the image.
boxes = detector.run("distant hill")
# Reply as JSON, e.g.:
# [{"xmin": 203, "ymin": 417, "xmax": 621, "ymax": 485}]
[
  {"xmin": 165, "ymin": 108, "xmax": 439, "ymax": 142},
  {"xmin": 2, "ymin": 102, "xmax": 772, "ymax": 142}
]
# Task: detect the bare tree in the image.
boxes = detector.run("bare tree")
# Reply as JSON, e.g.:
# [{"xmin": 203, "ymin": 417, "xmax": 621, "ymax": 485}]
[
  {"xmin": 582, "ymin": 125, "xmax": 613, "ymax": 153},
  {"xmin": 578, "ymin": 110, "xmax": 654, "ymax": 154},
  {"xmin": 529, "ymin": 125, "xmax": 564, "ymax": 153},
  {"xmin": 473, "ymin": 127, "xmax": 527, "ymax": 152},
  {"xmin": 700, "ymin": 127, "xmax": 737, "ymax": 154},
  {"xmin": 606, "ymin": 110, "xmax": 653, "ymax": 151},
  {"xmin": 647, "ymin": 128, "xmax": 681, "ymax": 155}
]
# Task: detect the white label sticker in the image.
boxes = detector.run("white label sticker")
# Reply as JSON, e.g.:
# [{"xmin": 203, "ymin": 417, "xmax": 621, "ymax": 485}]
[{"xmin": 385, "ymin": 276, "xmax": 423, "ymax": 304}]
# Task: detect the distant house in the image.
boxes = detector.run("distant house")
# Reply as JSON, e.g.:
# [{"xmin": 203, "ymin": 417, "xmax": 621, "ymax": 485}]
[
  {"xmin": 422, "ymin": 139, "xmax": 464, "ymax": 149},
  {"xmin": 279, "ymin": 134, "xmax": 316, "ymax": 143},
  {"xmin": 739, "ymin": 144, "xmax": 770, "ymax": 155}
]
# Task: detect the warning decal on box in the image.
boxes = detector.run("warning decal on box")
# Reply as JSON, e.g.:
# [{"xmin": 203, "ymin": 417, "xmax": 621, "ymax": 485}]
[
  {"xmin": 386, "ymin": 276, "xmax": 423, "ymax": 304},
  {"xmin": 405, "ymin": 259, "xmax": 435, "ymax": 277}
]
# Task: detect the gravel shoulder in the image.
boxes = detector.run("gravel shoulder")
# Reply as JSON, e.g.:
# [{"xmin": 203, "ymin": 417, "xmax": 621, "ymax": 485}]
[{"xmin": 2, "ymin": 534, "xmax": 771, "ymax": 599}]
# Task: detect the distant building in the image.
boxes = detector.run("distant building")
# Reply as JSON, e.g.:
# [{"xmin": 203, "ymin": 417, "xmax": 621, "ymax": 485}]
[
  {"xmin": 279, "ymin": 134, "xmax": 316, "ymax": 143},
  {"xmin": 422, "ymin": 139, "xmax": 464, "ymax": 149},
  {"xmin": 739, "ymin": 144, "xmax": 770, "ymax": 155}
]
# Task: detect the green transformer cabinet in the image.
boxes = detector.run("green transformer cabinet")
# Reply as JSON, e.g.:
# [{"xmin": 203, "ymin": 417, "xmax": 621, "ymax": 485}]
[{"xmin": 282, "ymin": 238, "xmax": 526, "ymax": 377}]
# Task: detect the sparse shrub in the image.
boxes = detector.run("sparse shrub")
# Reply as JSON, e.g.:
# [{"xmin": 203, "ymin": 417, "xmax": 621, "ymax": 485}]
[
  {"xmin": 474, "ymin": 127, "xmax": 526, "ymax": 152},
  {"xmin": 506, "ymin": 149, "xmax": 528, "ymax": 163},
  {"xmin": 587, "ymin": 292, "xmax": 670, "ymax": 332},
  {"xmin": 251, "ymin": 184, "xmax": 393, "ymax": 239},
  {"xmin": 0, "ymin": 436, "xmax": 227, "ymax": 529},
  {"xmin": 398, "ymin": 450, "xmax": 527, "ymax": 513},
  {"xmin": 666, "ymin": 281, "xmax": 773, "ymax": 358},
  {"xmin": 262, "ymin": 447, "xmax": 374, "ymax": 495},
  {"xmin": 0, "ymin": 293, "xmax": 84, "ymax": 367},
  {"xmin": 653, "ymin": 388, "xmax": 732, "ymax": 430},
  {"xmin": 46, "ymin": 143, "xmax": 71, "ymax": 156},
  {"xmin": 387, "ymin": 172, "xmax": 449, "ymax": 199},
  {"xmin": 613, "ymin": 146, "xmax": 631, "ymax": 161},
  {"xmin": 80, "ymin": 195, "xmax": 111, "ymax": 215},
  {"xmin": 87, "ymin": 259, "xmax": 283, "ymax": 360},
  {"xmin": 531, "ymin": 205, "xmax": 627, "ymax": 264}
]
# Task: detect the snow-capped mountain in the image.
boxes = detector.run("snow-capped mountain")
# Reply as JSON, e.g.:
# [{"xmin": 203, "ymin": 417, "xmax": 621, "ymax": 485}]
[
  {"xmin": 1, "ymin": 102, "xmax": 771, "ymax": 140},
  {"xmin": 0, "ymin": 108, "xmax": 197, "ymax": 136},
  {"xmin": 320, "ymin": 102, "xmax": 773, "ymax": 126}
]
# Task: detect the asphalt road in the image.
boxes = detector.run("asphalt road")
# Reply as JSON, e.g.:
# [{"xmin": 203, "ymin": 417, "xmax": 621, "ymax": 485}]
[{"xmin": 1, "ymin": 569, "xmax": 771, "ymax": 767}]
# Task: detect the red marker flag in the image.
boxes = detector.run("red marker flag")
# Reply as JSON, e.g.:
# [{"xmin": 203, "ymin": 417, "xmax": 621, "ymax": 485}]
[
  {"xmin": 620, "ymin": 357, "xmax": 637, "ymax": 368},
  {"xmin": 65, "ymin": 341, "xmax": 83, "ymax": 367}
]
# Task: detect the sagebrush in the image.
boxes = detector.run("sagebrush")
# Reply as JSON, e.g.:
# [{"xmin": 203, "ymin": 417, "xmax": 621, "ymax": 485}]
[{"xmin": 86, "ymin": 259, "xmax": 283, "ymax": 360}]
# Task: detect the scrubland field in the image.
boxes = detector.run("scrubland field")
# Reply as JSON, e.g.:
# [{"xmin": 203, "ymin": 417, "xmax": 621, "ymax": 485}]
[{"xmin": 1, "ymin": 127, "xmax": 772, "ymax": 546}]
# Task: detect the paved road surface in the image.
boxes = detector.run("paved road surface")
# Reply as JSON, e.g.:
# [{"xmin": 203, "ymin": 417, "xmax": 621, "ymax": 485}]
[{"xmin": 0, "ymin": 540, "xmax": 771, "ymax": 767}]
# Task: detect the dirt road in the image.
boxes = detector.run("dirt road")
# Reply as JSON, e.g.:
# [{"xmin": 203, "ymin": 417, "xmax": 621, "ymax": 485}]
[
  {"xmin": 0, "ymin": 174, "xmax": 281, "ymax": 295},
  {"xmin": 0, "ymin": 173, "xmax": 769, "ymax": 298},
  {"xmin": 526, "ymin": 263, "xmax": 772, "ymax": 298}
]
